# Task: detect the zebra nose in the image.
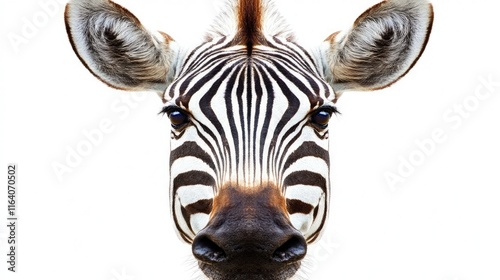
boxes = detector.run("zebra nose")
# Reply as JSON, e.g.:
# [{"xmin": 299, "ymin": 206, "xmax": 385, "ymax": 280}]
[
  {"xmin": 192, "ymin": 222, "xmax": 307, "ymax": 267},
  {"xmin": 272, "ymin": 233, "xmax": 307, "ymax": 263},
  {"xmin": 192, "ymin": 230, "xmax": 306, "ymax": 264},
  {"xmin": 192, "ymin": 186, "xmax": 307, "ymax": 276},
  {"xmin": 192, "ymin": 234, "xmax": 227, "ymax": 263}
]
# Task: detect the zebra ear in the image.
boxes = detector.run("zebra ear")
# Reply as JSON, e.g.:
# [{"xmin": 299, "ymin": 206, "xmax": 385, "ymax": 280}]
[
  {"xmin": 64, "ymin": 0, "xmax": 177, "ymax": 96},
  {"xmin": 322, "ymin": 0, "xmax": 433, "ymax": 94}
]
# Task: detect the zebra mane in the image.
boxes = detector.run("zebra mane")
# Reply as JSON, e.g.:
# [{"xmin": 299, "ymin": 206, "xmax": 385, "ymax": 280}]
[{"xmin": 206, "ymin": 0, "xmax": 294, "ymax": 46}]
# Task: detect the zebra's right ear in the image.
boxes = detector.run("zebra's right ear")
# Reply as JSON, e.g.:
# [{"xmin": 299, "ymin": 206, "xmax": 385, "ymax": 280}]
[
  {"xmin": 321, "ymin": 0, "xmax": 433, "ymax": 96},
  {"xmin": 64, "ymin": 0, "xmax": 178, "ymax": 96}
]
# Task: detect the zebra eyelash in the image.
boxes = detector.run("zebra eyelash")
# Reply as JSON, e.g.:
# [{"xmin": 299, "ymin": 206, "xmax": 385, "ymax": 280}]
[
  {"xmin": 308, "ymin": 105, "xmax": 340, "ymax": 129},
  {"xmin": 330, "ymin": 106, "xmax": 340, "ymax": 115},
  {"xmin": 314, "ymin": 105, "xmax": 341, "ymax": 116},
  {"xmin": 159, "ymin": 105, "xmax": 181, "ymax": 116},
  {"xmin": 159, "ymin": 105, "xmax": 192, "ymax": 130}
]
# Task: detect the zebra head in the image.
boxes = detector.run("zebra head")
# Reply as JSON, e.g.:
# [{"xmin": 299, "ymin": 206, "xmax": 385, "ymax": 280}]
[{"xmin": 65, "ymin": 0, "xmax": 433, "ymax": 279}]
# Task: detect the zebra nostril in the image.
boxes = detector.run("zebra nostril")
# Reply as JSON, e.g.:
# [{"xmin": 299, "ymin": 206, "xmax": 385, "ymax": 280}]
[
  {"xmin": 272, "ymin": 234, "xmax": 307, "ymax": 263},
  {"xmin": 192, "ymin": 235, "xmax": 227, "ymax": 263}
]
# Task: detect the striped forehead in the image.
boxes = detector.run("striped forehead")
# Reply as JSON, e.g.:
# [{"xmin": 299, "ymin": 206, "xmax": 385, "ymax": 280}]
[{"xmin": 166, "ymin": 38, "xmax": 333, "ymax": 111}]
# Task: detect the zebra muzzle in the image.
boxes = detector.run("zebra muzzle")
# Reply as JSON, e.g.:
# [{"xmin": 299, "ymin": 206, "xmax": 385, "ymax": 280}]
[{"xmin": 192, "ymin": 186, "xmax": 307, "ymax": 279}]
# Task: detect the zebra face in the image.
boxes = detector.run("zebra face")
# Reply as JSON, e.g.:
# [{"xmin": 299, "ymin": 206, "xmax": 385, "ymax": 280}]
[
  {"xmin": 165, "ymin": 40, "xmax": 334, "ymax": 237},
  {"xmin": 163, "ymin": 41, "xmax": 334, "ymax": 278},
  {"xmin": 65, "ymin": 0, "xmax": 433, "ymax": 279}
]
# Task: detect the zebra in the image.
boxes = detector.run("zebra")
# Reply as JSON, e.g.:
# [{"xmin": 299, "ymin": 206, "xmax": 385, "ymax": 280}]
[{"xmin": 64, "ymin": 0, "xmax": 433, "ymax": 279}]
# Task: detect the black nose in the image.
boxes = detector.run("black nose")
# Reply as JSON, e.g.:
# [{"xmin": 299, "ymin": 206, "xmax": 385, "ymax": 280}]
[
  {"xmin": 192, "ymin": 234, "xmax": 227, "ymax": 263},
  {"xmin": 191, "ymin": 187, "xmax": 307, "ymax": 278},
  {"xmin": 271, "ymin": 234, "xmax": 307, "ymax": 263},
  {"xmin": 192, "ymin": 229, "xmax": 307, "ymax": 264}
]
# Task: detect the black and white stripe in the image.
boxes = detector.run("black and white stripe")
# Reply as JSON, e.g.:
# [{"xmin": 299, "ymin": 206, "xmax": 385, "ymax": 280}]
[{"xmin": 166, "ymin": 35, "xmax": 334, "ymax": 243}]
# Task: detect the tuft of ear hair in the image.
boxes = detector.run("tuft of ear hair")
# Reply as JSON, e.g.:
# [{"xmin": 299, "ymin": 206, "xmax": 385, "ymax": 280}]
[
  {"xmin": 322, "ymin": 0, "xmax": 433, "ymax": 94},
  {"xmin": 64, "ymin": 0, "xmax": 177, "ymax": 95}
]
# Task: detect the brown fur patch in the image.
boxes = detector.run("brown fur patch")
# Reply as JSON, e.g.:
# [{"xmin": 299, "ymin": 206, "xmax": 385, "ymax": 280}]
[
  {"xmin": 235, "ymin": 0, "xmax": 265, "ymax": 55},
  {"xmin": 324, "ymin": 31, "xmax": 340, "ymax": 42},
  {"xmin": 211, "ymin": 184, "xmax": 288, "ymax": 219}
]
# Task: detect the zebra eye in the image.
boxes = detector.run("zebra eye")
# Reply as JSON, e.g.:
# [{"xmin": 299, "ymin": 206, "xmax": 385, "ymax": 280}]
[
  {"xmin": 311, "ymin": 107, "xmax": 336, "ymax": 129},
  {"xmin": 166, "ymin": 109, "xmax": 190, "ymax": 129},
  {"xmin": 169, "ymin": 110, "xmax": 189, "ymax": 127}
]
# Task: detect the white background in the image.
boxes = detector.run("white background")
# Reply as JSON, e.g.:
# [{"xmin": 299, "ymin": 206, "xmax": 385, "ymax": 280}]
[{"xmin": 1, "ymin": 0, "xmax": 499, "ymax": 279}]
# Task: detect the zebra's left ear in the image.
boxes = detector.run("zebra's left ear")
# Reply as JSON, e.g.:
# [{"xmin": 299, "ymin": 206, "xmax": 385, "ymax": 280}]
[
  {"xmin": 64, "ymin": 0, "xmax": 178, "ymax": 97},
  {"xmin": 321, "ymin": 0, "xmax": 433, "ymax": 94}
]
